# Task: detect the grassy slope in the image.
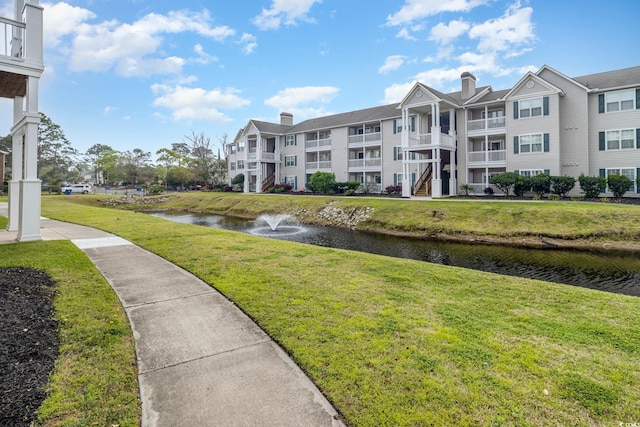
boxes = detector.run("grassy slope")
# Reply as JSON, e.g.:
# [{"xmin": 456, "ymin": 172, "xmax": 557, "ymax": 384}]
[
  {"xmin": 40, "ymin": 196, "xmax": 640, "ymax": 426},
  {"xmin": 92, "ymin": 192, "xmax": 640, "ymax": 248},
  {"xmin": 0, "ymin": 240, "xmax": 139, "ymax": 426}
]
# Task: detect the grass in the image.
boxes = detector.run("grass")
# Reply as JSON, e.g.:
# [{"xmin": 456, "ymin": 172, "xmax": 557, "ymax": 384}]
[
  {"xmin": 37, "ymin": 195, "xmax": 640, "ymax": 426},
  {"xmin": 91, "ymin": 192, "xmax": 640, "ymax": 246},
  {"xmin": 0, "ymin": 240, "xmax": 139, "ymax": 426}
]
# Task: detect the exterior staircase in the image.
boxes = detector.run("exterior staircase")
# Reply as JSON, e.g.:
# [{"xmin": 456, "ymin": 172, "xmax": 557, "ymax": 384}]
[
  {"xmin": 261, "ymin": 173, "xmax": 275, "ymax": 192},
  {"xmin": 413, "ymin": 164, "xmax": 432, "ymax": 197}
]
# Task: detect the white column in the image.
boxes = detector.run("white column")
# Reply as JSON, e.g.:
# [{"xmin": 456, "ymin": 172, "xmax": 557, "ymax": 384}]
[
  {"xmin": 449, "ymin": 150, "xmax": 457, "ymax": 196},
  {"xmin": 432, "ymin": 147, "xmax": 442, "ymax": 198}
]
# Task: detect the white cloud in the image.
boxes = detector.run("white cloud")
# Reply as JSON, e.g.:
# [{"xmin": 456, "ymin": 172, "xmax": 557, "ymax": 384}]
[
  {"xmin": 265, "ymin": 86, "xmax": 338, "ymax": 119},
  {"xmin": 194, "ymin": 44, "xmax": 218, "ymax": 64},
  {"xmin": 151, "ymin": 84, "xmax": 250, "ymax": 123},
  {"xmin": 382, "ymin": 81, "xmax": 415, "ymax": 104},
  {"xmin": 395, "ymin": 27, "xmax": 417, "ymax": 41},
  {"xmin": 253, "ymin": 0, "xmax": 322, "ymax": 30},
  {"xmin": 238, "ymin": 33, "xmax": 258, "ymax": 55},
  {"xmin": 468, "ymin": 2, "xmax": 535, "ymax": 53},
  {"xmin": 386, "ymin": 0, "xmax": 489, "ymax": 27},
  {"xmin": 379, "ymin": 55, "xmax": 407, "ymax": 74},
  {"xmin": 429, "ymin": 19, "xmax": 470, "ymax": 44},
  {"xmin": 42, "ymin": 2, "xmax": 96, "ymax": 49},
  {"xmin": 44, "ymin": 5, "xmax": 237, "ymax": 77}
]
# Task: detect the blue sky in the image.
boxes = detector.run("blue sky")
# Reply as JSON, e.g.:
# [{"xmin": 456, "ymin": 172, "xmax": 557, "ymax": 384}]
[{"xmin": 1, "ymin": 0, "xmax": 639, "ymax": 160}]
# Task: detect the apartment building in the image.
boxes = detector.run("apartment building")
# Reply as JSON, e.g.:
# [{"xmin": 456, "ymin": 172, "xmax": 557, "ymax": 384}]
[{"xmin": 227, "ymin": 64, "xmax": 640, "ymax": 198}]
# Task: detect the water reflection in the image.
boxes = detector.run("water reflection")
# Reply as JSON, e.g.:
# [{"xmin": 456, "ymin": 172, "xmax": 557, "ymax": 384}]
[{"xmin": 149, "ymin": 211, "xmax": 640, "ymax": 297}]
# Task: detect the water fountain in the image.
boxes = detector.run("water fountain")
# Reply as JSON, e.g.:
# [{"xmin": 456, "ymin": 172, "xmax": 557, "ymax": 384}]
[{"xmin": 251, "ymin": 214, "xmax": 307, "ymax": 238}]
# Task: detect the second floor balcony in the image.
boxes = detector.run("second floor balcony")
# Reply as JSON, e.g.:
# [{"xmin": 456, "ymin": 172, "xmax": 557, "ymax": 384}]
[
  {"xmin": 467, "ymin": 116, "xmax": 506, "ymax": 135},
  {"xmin": 305, "ymin": 137, "xmax": 332, "ymax": 150},
  {"xmin": 348, "ymin": 158, "xmax": 382, "ymax": 170},
  {"xmin": 348, "ymin": 132, "xmax": 381, "ymax": 147},
  {"xmin": 247, "ymin": 149, "xmax": 278, "ymax": 162},
  {"xmin": 408, "ymin": 132, "xmax": 455, "ymax": 150},
  {"xmin": 467, "ymin": 150, "xmax": 506, "ymax": 165},
  {"xmin": 305, "ymin": 160, "xmax": 332, "ymax": 171}
]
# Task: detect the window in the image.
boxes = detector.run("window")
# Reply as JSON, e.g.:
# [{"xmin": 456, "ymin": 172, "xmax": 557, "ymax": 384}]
[
  {"xmin": 393, "ymin": 146, "xmax": 403, "ymax": 161},
  {"xmin": 393, "ymin": 173, "xmax": 403, "ymax": 186},
  {"xmin": 237, "ymin": 160, "xmax": 244, "ymax": 169},
  {"xmin": 284, "ymin": 155, "xmax": 297, "ymax": 167},
  {"xmin": 518, "ymin": 169, "xmax": 545, "ymax": 177},
  {"xmin": 229, "ymin": 146, "xmax": 236, "ymax": 155},
  {"xmin": 603, "ymin": 129, "xmax": 636, "ymax": 150},
  {"xmin": 519, "ymin": 134, "xmax": 543, "ymax": 153},
  {"xmin": 230, "ymin": 161, "xmax": 236, "ymax": 171},
  {"xmin": 513, "ymin": 97, "xmax": 549, "ymax": 119},
  {"xmin": 514, "ymin": 133, "xmax": 549, "ymax": 154},
  {"xmin": 285, "ymin": 135, "xmax": 296, "ymax": 146},
  {"xmin": 605, "ymin": 89, "xmax": 635, "ymax": 112},
  {"xmin": 283, "ymin": 176, "xmax": 298, "ymax": 190},
  {"xmin": 237, "ymin": 141, "xmax": 245, "ymax": 152}
]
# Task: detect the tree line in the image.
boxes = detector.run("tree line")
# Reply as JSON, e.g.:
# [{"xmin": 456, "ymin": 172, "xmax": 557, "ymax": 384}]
[{"xmin": 0, "ymin": 113, "xmax": 228, "ymax": 192}]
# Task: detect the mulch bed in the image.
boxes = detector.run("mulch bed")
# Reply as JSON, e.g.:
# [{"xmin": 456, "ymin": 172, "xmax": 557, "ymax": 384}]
[{"xmin": 0, "ymin": 267, "xmax": 59, "ymax": 427}]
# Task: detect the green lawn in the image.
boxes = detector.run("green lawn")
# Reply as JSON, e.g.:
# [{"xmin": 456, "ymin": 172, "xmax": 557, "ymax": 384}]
[
  {"xmin": 37, "ymin": 196, "xmax": 640, "ymax": 426},
  {"xmin": 0, "ymin": 240, "xmax": 139, "ymax": 426}
]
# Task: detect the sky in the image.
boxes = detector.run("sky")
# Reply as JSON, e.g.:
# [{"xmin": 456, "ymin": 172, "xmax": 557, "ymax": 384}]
[{"xmin": 1, "ymin": 0, "xmax": 639, "ymax": 161}]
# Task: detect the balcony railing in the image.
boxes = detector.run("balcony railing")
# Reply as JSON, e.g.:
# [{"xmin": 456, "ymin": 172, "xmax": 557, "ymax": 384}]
[
  {"xmin": 0, "ymin": 16, "xmax": 25, "ymax": 59},
  {"xmin": 348, "ymin": 158, "xmax": 382, "ymax": 169},
  {"xmin": 467, "ymin": 117, "xmax": 506, "ymax": 132},
  {"xmin": 247, "ymin": 150, "xmax": 277, "ymax": 161},
  {"xmin": 305, "ymin": 137, "xmax": 332, "ymax": 149},
  {"xmin": 305, "ymin": 161, "xmax": 332, "ymax": 170},
  {"xmin": 348, "ymin": 132, "xmax": 381, "ymax": 145},
  {"xmin": 408, "ymin": 133, "xmax": 455, "ymax": 149},
  {"xmin": 467, "ymin": 150, "xmax": 506, "ymax": 164}
]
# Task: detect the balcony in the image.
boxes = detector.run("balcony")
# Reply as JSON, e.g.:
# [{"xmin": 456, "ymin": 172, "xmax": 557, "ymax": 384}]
[
  {"xmin": 467, "ymin": 150, "xmax": 506, "ymax": 165},
  {"xmin": 0, "ymin": 16, "xmax": 24, "ymax": 60},
  {"xmin": 305, "ymin": 161, "xmax": 332, "ymax": 171},
  {"xmin": 305, "ymin": 137, "xmax": 331, "ymax": 149},
  {"xmin": 348, "ymin": 158, "xmax": 382, "ymax": 170},
  {"xmin": 408, "ymin": 132, "xmax": 455, "ymax": 150},
  {"xmin": 247, "ymin": 150, "xmax": 277, "ymax": 162},
  {"xmin": 467, "ymin": 117, "xmax": 506, "ymax": 136},
  {"xmin": 348, "ymin": 132, "xmax": 381, "ymax": 147}
]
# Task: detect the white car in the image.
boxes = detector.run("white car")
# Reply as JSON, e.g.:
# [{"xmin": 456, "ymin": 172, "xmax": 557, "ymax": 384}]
[{"xmin": 61, "ymin": 183, "xmax": 92, "ymax": 194}]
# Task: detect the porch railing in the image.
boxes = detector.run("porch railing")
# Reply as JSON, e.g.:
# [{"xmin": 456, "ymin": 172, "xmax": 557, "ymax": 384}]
[
  {"xmin": 348, "ymin": 132, "xmax": 381, "ymax": 145},
  {"xmin": 305, "ymin": 161, "xmax": 332, "ymax": 170},
  {"xmin": 306, "ymin": 137, "xmax": 332, "ymax": 149},
  {"xmin": 413, "ymin": 164, "xmax": 432, "ymax": 196},
  {"xmin": 348, "ymin": 158, "xmax": 382, "ymax": 169},
  {"xmin": 467, "ymin": 150, "xmax": 506, "ymax": 163},
  {"xmin": 0, "ymin": 16, "xmax": 25, "ymax": 59},
  {"xmin": 467, "ymin": 117, "xmax": 506, "ymax": 132}
]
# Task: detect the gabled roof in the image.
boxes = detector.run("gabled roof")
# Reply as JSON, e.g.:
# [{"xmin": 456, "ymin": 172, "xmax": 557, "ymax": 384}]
[
  {"xmin": 398, "ymin": 81, "xmax": 459, "ymax": 108},
  {"xmin": 572, "ymin": 66, "xmax": 640, "ymax": 91},
  {"xmin": 288, "ymin": 103, "xmax": 401, "ymax": 133},
  {"xmin": 536, "ymin": 65, "xmax": 590, "ymax": 92},
  {"xmin": 250, "ymin": 120, "xmax": 291, "ymax": 135},
  {"xmin": 503, "ymin": 71, "xmax": 565, "ymax": 99}
]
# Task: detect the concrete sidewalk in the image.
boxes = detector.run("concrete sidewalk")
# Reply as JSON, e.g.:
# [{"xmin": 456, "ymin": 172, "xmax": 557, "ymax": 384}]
[{"xmin": 1, "ymin": 204, "xmax": 344, "ymax": 426}]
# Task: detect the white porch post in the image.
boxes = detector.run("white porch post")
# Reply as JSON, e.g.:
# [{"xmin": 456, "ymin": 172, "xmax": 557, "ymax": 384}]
[
  {"xmin": 255, "ymin": 135, "xmax": 263, "ymax": 193},
  {"xmin": 7, "ymin": 96, "xmax": 23, "ymax": 232},
  {"xmin": 432, "ymin": 147, "xmax": 442, "ymax": 198},
  {"xmin": 401, "ymin": 107, "xmax": 411, "ymax": 197},
  {"xmin": 449, "ymin": 150, "xmax": 457, "ymax": 196},
  {"xmin": 17, "ymin": 77, "xmax": 42, "ymax": 242}
]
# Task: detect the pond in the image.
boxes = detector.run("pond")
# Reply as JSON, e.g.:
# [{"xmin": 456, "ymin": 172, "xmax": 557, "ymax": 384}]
[{"xmin": 149, "ymin": 211, "xmax": 640, "ymax": 297}]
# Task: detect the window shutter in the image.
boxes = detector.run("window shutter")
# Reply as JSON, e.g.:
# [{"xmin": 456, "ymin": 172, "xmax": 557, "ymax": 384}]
[
  {"xmin": 393, "ymin": 119, "xmax": 397, "ymax": 134},
  {"xmin": 599, "ymin": 131, "xmax": 606, "ymax": 151},
  {"xmin": 544, "ymin": 169, "xmax": 550, "ymax": 175},
  {"xmin": 513, "ymin": 101, "xmax": 519, "ymax": 119},
  {"xmin": 295, "ymin": 176, "xmax": 298, "ymax": 190},
  {"xmin": 514, "ymin": 169, "xmax": 519, "ymax": 175},
  {"xmin": 636, "ymin": 89, "xmax": 640, "ymax": 109},
  {"xmin": 637, "ymin": 129, "xmax": 640, "ymax": 149},
  {"xmin": 294, "ymin": 156, "xmax": 297, "ymax": 167},
  {"xmin": 637, "ymin": 168, "xmax": 640, "ymax": 193},
  {"xmin": 294, "ymin": 134, "xmax": 297, "ymax": 145},
  {"xmin": 393, "ymin": 147, "xmax": 398, "ymax": 161},
  {"xmin": 513, "ymin": 136, "xmax": 519, "ymax": 154},
  {"xmin": 543, "ymin": 133, "xmax": 550, "ymax": 152},
  {"xmin": 543, "ymin": 96, "xmax": 549, "ymax": 116},
  {"xmin": 598, "ymin": 94, "xmax": 605, "ymax": 113}
]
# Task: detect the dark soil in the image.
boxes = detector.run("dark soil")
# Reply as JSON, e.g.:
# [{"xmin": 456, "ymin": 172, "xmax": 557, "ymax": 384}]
[{"xmin": 0, "ymin": 268, "xmax": 59, "ymax": 427}]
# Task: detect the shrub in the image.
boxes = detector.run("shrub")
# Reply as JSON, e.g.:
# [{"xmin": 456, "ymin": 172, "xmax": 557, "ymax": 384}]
[
  {"xmin": 489, "ymin": 172, "xmax": 519, "ymax": 196},
  {"xmin": 459, "ymin": 183, "xmax": 474, "ymax": 196},
  {"xmin": 385, "ymin": 185, "xmax": 402, "ymax": 195},
  {"xmin": 578, "ymin": 174, "xmax": 606, "ymax": 198},
  {"xmin": 308, "ymin": 171, "xmax": 336, "ymax": 194},
  {"xmin": 548, "ymin": 194, "xmax": 560, "ymax": 201},
  {"xmin": 336, "ymin": 181, "xmax": 360, "ymax": 193},
  {"xmin": 607, "ymin": 174, "xmax": 634, "ymax": 198},
  {"xmin": 513, "ymin": 175, "xmax": 529, "ymax": 197},
  {"xmin": 231, "ymin": 173, "xmax": 244, "ymax": 185},
  {"xmin": 530, "ymin": 174, "xmax": 550, "ymax": 196},
  {"xmin": 550, "ymin": 175, "xmax": 576, "ymax": 197},
  {"xmin": 483, "ymin": 186, "xmax": 494, "ymax": 195},
  {"xmin": 344, "ymin": 189, "xmax": 356, "ymax": 196}
]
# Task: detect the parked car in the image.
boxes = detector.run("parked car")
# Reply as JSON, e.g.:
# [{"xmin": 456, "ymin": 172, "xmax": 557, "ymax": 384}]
[{"xmin": 61, "ymin": 183, "xmax": 92, "ymax": 194}]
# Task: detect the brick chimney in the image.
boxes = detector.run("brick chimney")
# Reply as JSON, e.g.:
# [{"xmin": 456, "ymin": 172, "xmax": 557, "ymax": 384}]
[
  {"xmin": 461, "ymin": 72, "xmax": 476, "ymax": 99},
  {"xmin": 280, "ymin": 112, "xmax": 293, "ymax": 126}
]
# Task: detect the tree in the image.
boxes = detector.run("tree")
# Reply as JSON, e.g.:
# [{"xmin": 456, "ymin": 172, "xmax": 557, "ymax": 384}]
[
  {"xmin": 529, "ymin": 174, "xmax": 550, "ymax": 196},
  {"xmin": 167, "ymin": 165, "xmax": 192, "ymax": 189},
  {"xmin": 85, "ymin": 143, "xmax": 113, "ymax": 184},
  {"xmin": 38, "ymin": 113, "xmax": 78, "ymax": 184},
  {"xmin": 97, "ymin": 149, "xmax": 119, "ymax": 185},
  {"xmin": 578, "ymin": 174, "xmax": 606, "ymax": 198},
  {"xmin": 308, "ymin": 171, "xmax": 336, "ymax": 194},
  {"xmin": 607, "ymin": 174, "xmax": 633, "ymax": 198},
  {"xmin": 184, "ymin": 131, "xmax": 214, "ymax": 184},
  {"xmin": 489, "ymin": 172, "xmax": 519, "ymax": 196},
  {"xmin": 550, "ymin": 175, "xmax": 576, "ymax": 197},
  {"xmin": 156, "ymin": 148, "xmax": 183, "ymax": 186},
  {"xmin": 115, "ymin": 149, "xmax": 152, "ymax": 185}
]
